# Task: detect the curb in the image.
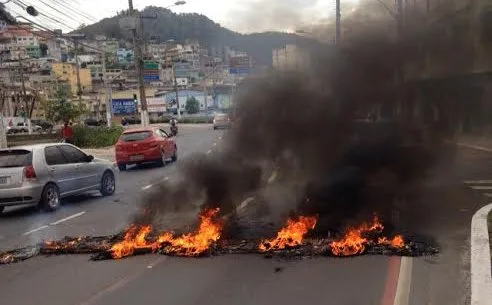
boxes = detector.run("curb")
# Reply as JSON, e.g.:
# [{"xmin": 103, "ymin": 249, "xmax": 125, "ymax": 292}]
[{"xmin": 471, "ymin": 203, "xmax": 492, "ymax": 305}]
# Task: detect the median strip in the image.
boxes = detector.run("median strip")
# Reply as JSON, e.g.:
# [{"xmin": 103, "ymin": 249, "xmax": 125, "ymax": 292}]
[{"xmin": 470, "ymin": 203, "xmax": 492, "ymax": 305}]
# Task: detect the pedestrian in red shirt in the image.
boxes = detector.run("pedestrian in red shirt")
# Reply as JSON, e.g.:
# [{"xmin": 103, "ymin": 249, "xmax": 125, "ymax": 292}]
[{"xmin": 61, "ymin": 121, "xmax": 73, "ymax": 144}]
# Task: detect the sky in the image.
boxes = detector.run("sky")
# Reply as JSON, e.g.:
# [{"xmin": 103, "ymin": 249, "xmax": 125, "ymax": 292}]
[{"xmin": 4, "ymin": 0, "xmax": 362, "ymax": 34}]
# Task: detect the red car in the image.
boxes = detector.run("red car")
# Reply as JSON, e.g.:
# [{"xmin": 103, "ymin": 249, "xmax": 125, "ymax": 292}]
[{"xmin": 115, "ymin": 127, "xmax": 177, "ymax": 171}]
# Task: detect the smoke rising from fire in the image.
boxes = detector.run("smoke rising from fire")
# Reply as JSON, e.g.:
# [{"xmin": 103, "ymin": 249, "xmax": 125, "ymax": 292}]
[{"xmin": 135, "ymin": 4, "xmax": 472, "ymax": 236}]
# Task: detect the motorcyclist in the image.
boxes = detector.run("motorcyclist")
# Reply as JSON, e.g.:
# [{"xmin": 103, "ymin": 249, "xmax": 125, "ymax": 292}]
[{"xmin": 169, "ymin": 116, "xmax": 178, "ymax": 136}]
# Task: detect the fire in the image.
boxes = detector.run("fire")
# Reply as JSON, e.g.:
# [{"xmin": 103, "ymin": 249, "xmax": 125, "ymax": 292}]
[
  {"xmin": 329, "ymin": 216, "xmax": 405, "ymax": 256},
  {"xmin": 110, "ymin": 225, "xmax": 152, "ymax": 259},
  {"xmin": 155, "ymin": 208, "xmax": 223, "ymax": 256},
  {"xmin": 378, "ymin": 235, "xmax": 405, "ymax": 248},
  {"xmin": 258, "ymin": 216, "xmax": 318, "ymax": 252},
  {"xmin": 109, "ymin": 208, "xmax": 223, "ymax": 259}
]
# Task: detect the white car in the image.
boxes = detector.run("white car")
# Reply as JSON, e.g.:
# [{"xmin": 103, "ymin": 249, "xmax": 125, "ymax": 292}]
[{"xmin": 0, "ymin": 143, "xmax": 116, "ymax": 213}]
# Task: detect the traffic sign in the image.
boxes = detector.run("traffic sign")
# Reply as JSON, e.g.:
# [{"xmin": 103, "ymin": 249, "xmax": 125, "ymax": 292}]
[
  {"xmin": 229, "ymin": 68, "xmax": 249, "ymax": 74},
  {"xmin": 143, "ymin": 75, "xmax": 160, "ymax": 81},
  {"xmin": 143, "ymin": 61, "xmax": 159, "ymax": 70}
]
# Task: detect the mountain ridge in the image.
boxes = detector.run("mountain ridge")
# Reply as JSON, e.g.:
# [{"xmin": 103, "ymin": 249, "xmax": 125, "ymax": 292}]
[{"xmin": 78, "ymin": 6, "xmax": 309, "ymax": 65}]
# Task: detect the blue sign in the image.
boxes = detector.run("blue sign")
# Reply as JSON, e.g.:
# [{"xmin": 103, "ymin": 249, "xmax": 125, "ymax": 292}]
[
  {"xmin": 143, "ymin": 75, "xmax": 160, "ymax": 81},
  {"xmin": 111, "ymin": 99, "xmax": 137, "ymax": 115},
  {"xmin": 229, "ymin": 67, "xmax": 249, "ymax": 74}
]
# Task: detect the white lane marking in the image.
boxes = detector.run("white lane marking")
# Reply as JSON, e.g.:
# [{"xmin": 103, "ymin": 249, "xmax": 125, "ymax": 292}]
[
  {"xmin": 22, "ymin": 225, "xmax": 49, "ymax": 235},
  {"xmin": 456, "ymin": 143, "xmax": 492, "ymax": 153},
  {"xmin": 219, "ymin": 136, "xmax": 222, "ymax": 140},
  {"xmin": 207, "ymin": 150, "xmax": 212, "ymax": 154},
  {"xmin": 393, "ymin": 257, "xmax": 412, "ymax": 305},
  {"xmin": 471, "ymin": 203, "xmax": 492, "ymax": 305},
  {"xmin": 267, "ymin": 170, "xmax": 278, "ymax": 184},
  {"xmin": 163, "ymin": 177, "xmax": 169, "ymax": 181},
  {"xmin": 50, "ymin": 211, "xmax": 86, "ymax": 226},
  {"xmin": 142, "ymin": 185, "xmax": 153, "ymax": 191},
  {"xmin": 464, "ymin": 180, "xmax": 492, "ymax": 184},
  {"xmin": 470, "ymin": 186, "xmax": 492, "ymax": 190},
  {"xmin": 237, "ymin": 197, "xmax": 255, "ymax": 212}
]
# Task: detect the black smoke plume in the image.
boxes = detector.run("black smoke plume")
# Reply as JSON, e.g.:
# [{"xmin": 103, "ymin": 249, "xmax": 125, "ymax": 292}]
[{"xmin": 135, "ymin": 4, "xmax": 478, "ymax": 236}]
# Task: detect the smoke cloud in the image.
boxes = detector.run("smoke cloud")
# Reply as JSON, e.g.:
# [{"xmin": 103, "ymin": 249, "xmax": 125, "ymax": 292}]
[{"xmin": 135, "ymin": 2, "xmax": 477, "ymax": 238}]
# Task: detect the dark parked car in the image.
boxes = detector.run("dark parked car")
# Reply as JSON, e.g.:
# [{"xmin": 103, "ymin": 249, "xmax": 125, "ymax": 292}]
[
  {"xmin": 84, "ymin": 118, "xmax": 107, "ymax": 127},
  {"xmin": 31, "ymin": 119, "xmax": 54, "ymax": 131},
  {"xmin": 124, "ymin": 116, "xmax": 142, "ymax": 125}
]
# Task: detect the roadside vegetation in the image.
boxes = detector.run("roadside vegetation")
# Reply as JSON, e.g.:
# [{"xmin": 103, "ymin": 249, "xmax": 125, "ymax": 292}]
[
  {"xmin": 72, "ymin": 125, "xmax": 123, "ymax": 148},
  {"xmin": 149, "ymin": 116, "xmax": 213, "ymax": 124}
]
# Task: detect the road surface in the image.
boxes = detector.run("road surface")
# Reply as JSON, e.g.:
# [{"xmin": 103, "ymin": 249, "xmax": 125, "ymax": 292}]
[{"xmin": 0, "ymin": 126, "xmax": 489, "ymax": 305}]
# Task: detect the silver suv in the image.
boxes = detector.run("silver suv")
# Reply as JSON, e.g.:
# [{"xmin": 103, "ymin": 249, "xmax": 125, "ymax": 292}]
[{"xmin": 0, "ymin": 143, "xmax": 116, "ymax": 214}]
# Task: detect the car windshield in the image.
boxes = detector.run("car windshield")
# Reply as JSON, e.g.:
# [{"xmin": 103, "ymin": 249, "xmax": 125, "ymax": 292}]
[
  {"xmin": 0, "ymin": 149, "xmax": 32, "ymax": 168},
  {"xmin": 120, "ymin": 131, "xmax": 152, "ymax": 142}
]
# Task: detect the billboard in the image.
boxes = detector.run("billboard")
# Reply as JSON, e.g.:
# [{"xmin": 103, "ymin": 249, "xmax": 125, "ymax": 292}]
[
  {"xmin": 111, "ymin": 99, "xmax": 137, "ymax": 115},
  {"xmin": 143, "ymin": 61, "xmax": 159, "ymax": 82},
  {"xmin": 229, "ymin": 56, "xmax": 250, "ymax": 74}
]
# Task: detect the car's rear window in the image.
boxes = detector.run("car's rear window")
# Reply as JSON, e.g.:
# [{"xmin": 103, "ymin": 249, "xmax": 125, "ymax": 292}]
[
  {"xmin": 215, "ymin": 114, "xmax": 228, "ymax": 119},
  {"xmin": 0, "ymin": 149, "xmax": 32, "ymax": 168},
  {"xmin": 120, "ymin": 131, "xmax": 152, "ymax": 142}
]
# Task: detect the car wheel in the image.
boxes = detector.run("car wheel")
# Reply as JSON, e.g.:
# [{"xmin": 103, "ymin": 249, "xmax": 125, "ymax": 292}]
[
  {"xmin": 213, "ymin": 126, "xmax": 217, "ymax": 130},
  {"xmin": 40, "ymin": 183, "xmax": 60, "ymax": 211},
  {"xmin": 171, "ymin": 146, "xmax": 177, "ymax": 162},
  {"xmin": 118, "ymin": 164, "xmax": 126, "ymax": 171},
  {"xmin": 157, "ymin": 150, "xmax": 166, "ymax": 167},
  {"xmin": 101, "ymin": 171, "xmax": 116, "ymax": 196},
  {"xmin": 0, "ymin": 206, "xmax": 4, "ymax": 214}
]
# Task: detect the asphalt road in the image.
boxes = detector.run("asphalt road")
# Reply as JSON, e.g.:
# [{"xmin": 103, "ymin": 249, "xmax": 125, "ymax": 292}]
[{"xmin": 0, "ymin": 128, "xmax": 490, "ymax": 305}]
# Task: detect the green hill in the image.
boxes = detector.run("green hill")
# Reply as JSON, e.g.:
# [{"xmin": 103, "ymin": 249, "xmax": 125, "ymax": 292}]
[{"xmin": 78, "ymin": 6, "xmax": 311, "ymax": 66}]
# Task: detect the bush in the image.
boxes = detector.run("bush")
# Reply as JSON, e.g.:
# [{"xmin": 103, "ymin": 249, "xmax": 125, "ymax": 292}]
[
  {"xmin": 73, "ymin": 125, "xmax": 124, "ymax": 148},
  {"xmin": 179, "ymin": 116, "xmax": 213, "ymax": 124},
  {"xmin": 149, "ymin": 115, "xmax": 213, "ymax": 124}
]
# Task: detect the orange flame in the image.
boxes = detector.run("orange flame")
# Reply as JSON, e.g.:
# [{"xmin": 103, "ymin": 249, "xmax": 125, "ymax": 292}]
[
  {"xmin": 155, "ymin": 208, "xmax": 223, "ymax": 256},
  {"xmin": 110, "ymin": 225, "xmax": 152, "ymax": 259},
  {"xmin": 329, "ymin": 216, "xmax": 405, "ymax": 256},
  {"xmin": 378, "ymin": 235, "xmax": 405, "ymax": 248},
  {"xmin": 258, "ymin": 216, "xmax": 318, "ymax": 252}
]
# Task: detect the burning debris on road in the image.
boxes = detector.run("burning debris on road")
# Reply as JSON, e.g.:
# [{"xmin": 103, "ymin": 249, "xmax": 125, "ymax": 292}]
[{"xmin": 0, "ymin": 210, "xmax": 439, "ymax": 265}]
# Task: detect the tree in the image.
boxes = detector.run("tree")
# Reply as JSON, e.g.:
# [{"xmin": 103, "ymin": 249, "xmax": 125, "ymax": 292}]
[
  {"xmin": 39, "ymin": 43, "xmax": 48, "ymax": 57},
  {"xmin": 185, "ymin": 96, "xmax": 200, "ymax": 114},
  {"xmin": 42, "ymin": 85, "xmax": 86, "ymax": 123}
]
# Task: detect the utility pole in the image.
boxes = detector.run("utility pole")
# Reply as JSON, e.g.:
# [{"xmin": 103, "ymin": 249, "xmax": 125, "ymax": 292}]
[
  {"xmin": 335, "ymin": 0, "xmax": 341, "ymax": 45},
  {"xmin": 172, "ymin": 62, "xmax": 180, "ymax": 119},
  {"xmin": 128, "ymin": 0, "xmax": 149, "ymax": 126},
  {"xmin": 0, "ymin": 92, "xmax": 7, "ymax": 149},
  {"xmin": 99, "ymin": 42, "xmax": 113, "ymax": 127},
  {"xmin": 74, "ymin": 41, "xmax": 83, "ymax": 105},
  {"xmin": 18, "ymin": 60, "xmax": 32, "ymax": 134}
]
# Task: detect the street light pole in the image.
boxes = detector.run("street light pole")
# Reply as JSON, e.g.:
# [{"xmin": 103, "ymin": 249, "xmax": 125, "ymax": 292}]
[{"xmin": 335, "ymin": 0, "xmax": 341, "ymax": 44}]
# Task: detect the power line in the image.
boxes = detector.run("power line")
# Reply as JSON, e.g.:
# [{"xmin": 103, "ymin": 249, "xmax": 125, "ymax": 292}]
[
  {"xmin": 11, "ymin": 0, "xmax": 76, "ymax": 30},
  {"xmin": 35, "ymin": 0, "xmax": 92, "ymax": 26},
  {"xmin": 51, "ymin": 0, "xmax": 98, "ymax": 23}
]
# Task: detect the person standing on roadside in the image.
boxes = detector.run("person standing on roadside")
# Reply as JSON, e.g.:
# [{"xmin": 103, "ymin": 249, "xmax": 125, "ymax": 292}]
[{"xmin": 61, "ymin": 121, "xmax": 73, "ymax": 144}]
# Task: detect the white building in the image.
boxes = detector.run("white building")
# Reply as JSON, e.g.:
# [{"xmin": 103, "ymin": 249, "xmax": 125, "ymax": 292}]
[{"xmin": 272, "ymin": 45, "xmax": 309, "ymax": 71}]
